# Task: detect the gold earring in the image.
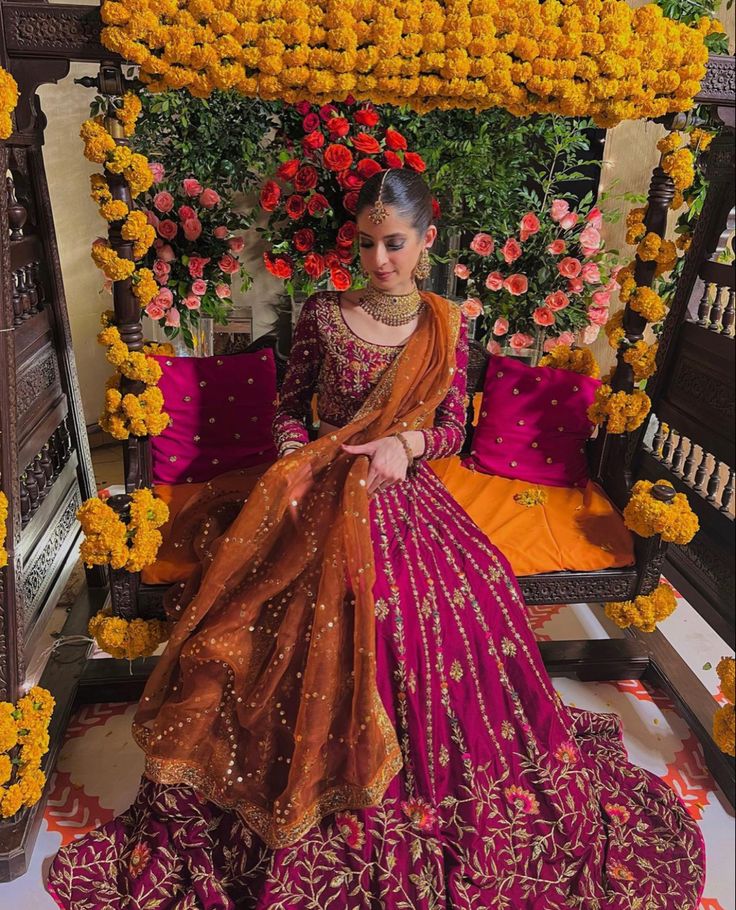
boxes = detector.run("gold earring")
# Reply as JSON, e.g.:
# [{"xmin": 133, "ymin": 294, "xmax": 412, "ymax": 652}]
[{"xmin": 414, "ymin": 248, "xmax": 431, "ymax": 280}]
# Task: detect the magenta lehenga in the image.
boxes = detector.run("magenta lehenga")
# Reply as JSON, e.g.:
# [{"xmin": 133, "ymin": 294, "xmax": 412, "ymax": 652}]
[{"xmin": 47, "ymin": 292, "xmax": 705, "ymax": 909}]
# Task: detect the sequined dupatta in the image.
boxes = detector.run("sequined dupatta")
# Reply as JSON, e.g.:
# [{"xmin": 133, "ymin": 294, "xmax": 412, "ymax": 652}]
[{"xmin": 133, "ymin": 293, "xmax": 461, "ymax": 848}]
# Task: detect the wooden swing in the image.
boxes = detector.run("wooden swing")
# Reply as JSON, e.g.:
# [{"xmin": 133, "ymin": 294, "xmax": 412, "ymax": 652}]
[{"xmin": 0, "ymin": 0, "xmax": 733, "ymax": 879}]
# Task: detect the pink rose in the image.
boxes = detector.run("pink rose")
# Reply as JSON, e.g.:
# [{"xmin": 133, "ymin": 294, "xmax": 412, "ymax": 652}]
[
  {"xmin": 191, "ymin": 278, "xmax": 207, "ymax": 296},
  {"xmin": 580, "ymin": 324, "xmax": 601, "ymax": 344},
  {"xmin": 492, "ymin": 317, "xmax": 509, "ymax": 336},
  {"xmin": 148, "ymin": 162, "xmax": 165, "ymax": 184},
  {"xmin": 485, "ymin": 271, "xmax": 504, "ymax": 291},
  {"xmin": 153, "ymin": 191, "xmax": 174, "ymax": 213},
  {"xmin": 543, "ymin": 330, "xmax": 576, "ymax": 352},
  {"xmin": 219, "ymin": 254, "xmax": 240, "ymax": 274},
  {"xmin": 486, "ymin": 339, "xmax": 502, "ymax": 355},
  {"xmin": 228, "ymin": 236, "xmax": 245, "ymax": 253},
  {"xmin": 158, "ymin": 219, "xmax": 178, "ymax": 240},
  {"xmin": 178, "ymin": 205, "xmax": 196, "ymax": 221},
  {"xmin": 187, "ymin": 255, "xmax": 211, "ymax": 278},
  {"xmin": 509, "ymin": 332, "xmax": 534, "ymax": 350},
  {"xmin": 533, "ymin": 307, "xmax": 555, "ymax": 327},
  {"xmin": 215, "ymin": 283, "xmax": 231, "ymax": 299},
  {"xmin": 579, "ymin": 225, "xmax": 601, "ymax": 254},
  {"xmin": 611, "ymin": 264, "xmax": 624, "ymax": 283},
  {"xmin": 558, "ymin": 257, "xmax": 582, "ymax": 278},
  {"xmin": 152, "ymin": 259, "xmax": 170, "ymax": 284},
  {"xmin": 157, "ymin": 243, "xmax": 175, "ymax": 263},
  {"xmin": 581, "ymin": 261, "xmax": 601, "ymax": 284},
  {"xmin": 469, "ymin": 232, "xmax": 495, "ymax": 256},
  {"xmin": 155, "ymin": 287, "xmax": 173, "ymax": 308},
  {"xmin": 550, "ymin": 199, "xmax": 570, "ymax": 223},
  {"xmin": 591, "ymin": 289, "xmax": 611, "ymax": 308},
  {"xmin": 585, "ymin": 206, "xmax": 603, "ymax": 229},
  {"xmin": 213, "ymin": 226, "xmax": 229, "ymax": 240},
  {"xmin": 567, "ymin": 277, "xmax": 584, "ymax": 293},
  {"xmin": 183, "ymin": 218, "xmax": 202, "ymax": 241},
  {"xmin": 145, "ymin": 301, "xmax": 166, "ymax": 320},
  {"xmin": 183, "ymin": 295, "xmax": 201, "ymax": 310},
  {"xmin": 519, "ymin": 212, "xmax": 541, "ymax": 241},
  {"xmin": 559, "ymin": 212, "xmax": 579, "ymax": 230},
  {"xmin": 146, "ymin": 209, "xmax": 160, "ymax": 229},
  {"xmin": 461, "ymin": 297, "xmax": 483, "ymax": 318},
  {"xmin": 199, "ymin": 188, "xmax": 221, "ymax": 208},
  {"xmin": 182, "ymin": 178, "xmax": 203, "ymax": 197},
  {"xmin": 454, "ymin": 263, "xmax": 470, "ymax": 279},
  {"xmin": 501, "ymin": 238, "xmax": 522, "ymax": 264},
  {"xmin": 503, "ymin": 274, "xmax": 528, "ymax": 296},
  {"xmin": 547, "ymin": 239, "xmax": 566, "ymax": 255},
  {"xmin": 165, "ymin": 307, "xmax": 181, "ymax": 327},
  {"xmin": 544, "ymin": 290, "xmax": 570, "ymax": 311},
  {"xmin": 587, "ymin": 305, "xmax": 609, "ymax": 326}
]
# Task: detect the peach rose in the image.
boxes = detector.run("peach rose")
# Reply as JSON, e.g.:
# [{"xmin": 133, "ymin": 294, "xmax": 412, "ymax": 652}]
[
  {"xmin": 152, "ymin": 259, "xmax": 170, "ymax": 284},
  {"xmin": 183, "ymin": 295, "xmax": 201, "ymax": 310},
  {"xmin": 493, "ymin": 317, "xmax": 509, "ymax": 336},
  {"xmin": 559, "ymin": 212, "xmax": 579, "ymax": 230},
  {"xmin": 158, "ymin": 220, "xmax": 178, "ymax": 240},
  {"xmin": 461, "ymin": 297, "xmax": 483, "ymax": 318},
  {"xmin": 580, "ymin": 324, "xmax": 601, "ymax": 344},
  {"xmin": 228, "ymin": 236, "xmax": 245, "ymax": 253},
  {"xmin": 470, "ymin": 232, "xmax": 495, "ymax": 256},
  {"xmin": 547, "ymin": 239, "xmax": 566, "ymax": 255},
  {"xmin": 486, "ymin": 339, "xmax": 502, "ymax": 355},
  {"xmin": 213, "ymin": 226, "xmax": 229, "ymax": 240},
  {"xmin": 215, "ymin": 283, "xmax": 231, "ymax": 299},
  {"xmin": 579, "ymin": 225, "xmax": 601, "ymax": 254},
  {"xmin": 153, "ymin": 191, "xmax": 174, "ymax": 213},
  {"xmin": 544, "ymin": 290, "xmax": 570, "ymax": 311},
  {"xmin": 145, "ymin": 301, "xmax": 166, "ymax": 320},
  {"xmin": 182, "ymin": 178, "xmax": 203, "ymax": 196},
  {"xmin": 183, "ymin": 217, "xmax": 202, "ymax": 241},
  {"xmin": 550, "ymin": 199, "xmax": 570, "ymax": 223},
  {"xmin": 165, "ymin": 307, "xmax": 181, "ymax": 326},
  {"xmin": 533, "ymin": 307, "xmax": 555, "ymax": 326},
  {"xmin": 501, "ymin": 238, "xmax": 522, "ymax": 264},
  {"xmin": 558, "ymin": 257, "xmax": 582, "ymax": 278},
  {"xmin": 503, "ymin": 274, "xmax": 528, "ymax": 296},
  {"xmin": 155, "ymin": 287, "xmax": 173, "ymax": 308},
  {"xmin": 148, "ymin": 162, "xmax": 165, "ymax": 183},
  {"xmin": 146, "ymin": 209, "xmax": 159, "ymax": 229},
  {"xmin": 199, "ymin": 188, "xmax": 220, "ymax": 208},
  {"xmin": 157, "ymin": 243, "xmax": 175, "ymax": 263},
  {"xmin": 585, "ymin": 206, "xmax": 603, "ymax": 229},
  {"xmin": 454, "ymin": 263, "xmax": 470, "ymax": 279},
  {"xmin": 592, "ymin": 289, "xmax": 612, "ymax": 308},
  {"xmin": 543, "ymin": 330, "xmax": 576, "ymax": 352},
  {"xmin": 519, "ymin": 212, "xmax": 541, "ymax": 241},
  {"xmin": 509, "ymin": 332, "xmax": 534, "ymax": 350},
  {"xmin": 219, "ymin": 254, "xmax": 240, "ymax": 274},
  {"xmin": 485, "ymin": 271, "xmax": 504, "ymax": 291},
  {"xmin": 567, "ymin": 278, "xmax": 584, "ymax": 293},
  {"xmin": 191, "ymin": 279, "xmax": 207, "ymax": 296},
  {"xmin": 587, "ymin": 305, "xmax": 609, "ymax": 326},
  {"xmin": 581, "ymin": 262, "xmax": 600, "ymax": 283}
]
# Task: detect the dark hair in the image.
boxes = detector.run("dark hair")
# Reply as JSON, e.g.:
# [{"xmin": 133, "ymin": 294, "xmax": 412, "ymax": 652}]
[{"xmin": 355, "ymin": 169, "xmax": 434, "ymax": 235}]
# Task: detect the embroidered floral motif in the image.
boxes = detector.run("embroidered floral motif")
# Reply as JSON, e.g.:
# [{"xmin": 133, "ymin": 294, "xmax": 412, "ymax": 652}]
[
  {"xmin": 439, "ymin": 745, "xmax": 450, "ymax": 767},
  {"xmin": 335, "ymin": 812, "xmax": 366, "ymax": 849},
  {"xmin": 555, "ymin": 739, "xmax": 581, "ymax": 764},
  {"xmin": 501, "ymin": 637, "xmax": 517, "ymax": 657},
  {"xmin": 605, "ymin": 803, "xmax": 632, "ymax": 825},
  {"xmin": 374, "ymin": 597, "xmax": 389, "ymax": 621},
  {"xmin": 401, "ymin": 797, "xmax": 438, "ymax": 831},
  {"xmin": 504, "ymin": 785, "xmax": 541, "ymax": 815},
  {"xmin": 608, "ymin": 860, "xmax": 636, "ymax": 881},
  {"xmin": 408, "ymin": 669, "xmax": 418, "ymax": 695},
  {"xmin": 127, "ymin": 841, "xmax": 152, "ymax": 878},
  {"xmin": 449, "ymin": 660, "xmax": 464, "ymax": 682}
]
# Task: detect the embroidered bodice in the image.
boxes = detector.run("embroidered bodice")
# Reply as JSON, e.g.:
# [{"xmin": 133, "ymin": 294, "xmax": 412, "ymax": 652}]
[{"xmin": 272, "ymin": 291, "xmax": 469, "ymax": 460}]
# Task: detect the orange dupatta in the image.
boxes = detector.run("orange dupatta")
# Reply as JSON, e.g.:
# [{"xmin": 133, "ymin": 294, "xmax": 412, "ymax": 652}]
[{"xmin": 133, "ymin": 292, "xmax": 461, "ymax": 848}]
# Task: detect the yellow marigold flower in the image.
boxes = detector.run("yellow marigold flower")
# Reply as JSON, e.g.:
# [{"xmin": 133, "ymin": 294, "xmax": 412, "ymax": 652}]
[
  {"xmin": 625, "ymin": 206, "xmax": 647, "ymax": 228},
  {"xmin": 713, "ymin": 704, "xmax": 735, "ymax": 757},
  {"xmin": 604, "ymin": 583, "xmax": 676, "ymax": 633},
  {"xmin": 623, "ymin": 340, "xmax": 658, "ymax": 382},
  {"xmin": 689, "ymin": 127, "xmax": 714, "ymax": 152},
  {"xmin": 1, "ymin": 783, "xmax": 24, "ymax": 818},
  {"xmin": 629, "ymin": 286, "xmax": 666, "ymax": 323},
  {"xmin": 625, "ymin": 222, "xmax": 646, "ymax": 246},
  {"xmin": 623, "ymin": 479, "xmax": 699, "ymax": 544},
  {"xmin": 538, "ymin": 345, "xmax": 600, "ymax": 377},
  {"xmin": 100, "ymin": 199, "xmax": 129, "ymax": 222},
  {"xmin": 588, "ymin": 385, "xmax": 651, "ymax": 434},
  {"xmin": 636, "ymin": 232, "xmax": 662, "ymax": 262},
  {"xmin": 0, "ymin": 754, "xmax": 12, "ymax": 787},
  {"xmin": 717, "ymin": 657, "xmax": 735, "ymax": 705}
]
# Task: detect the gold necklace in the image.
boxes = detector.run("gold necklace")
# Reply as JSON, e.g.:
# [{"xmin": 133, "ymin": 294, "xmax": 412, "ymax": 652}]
[{"xmin": 359, "ymin": 284, "xmax": 423, "ymax": 326}]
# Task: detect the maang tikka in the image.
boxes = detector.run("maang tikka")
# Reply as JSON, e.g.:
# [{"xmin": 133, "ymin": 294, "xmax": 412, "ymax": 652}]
[{"xmin": 368, "ymin": 170, "xmax": 390, "ymax": 224}]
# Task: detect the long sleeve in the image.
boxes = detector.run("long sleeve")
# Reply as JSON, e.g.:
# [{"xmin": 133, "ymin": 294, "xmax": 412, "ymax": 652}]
[
  {"xmin": 272, "ymin": 295, "xmax": 322, "ymax": 455},
  {"xmin": 417, "ymin": 314, "xmax": 469, "ymax": 461}
]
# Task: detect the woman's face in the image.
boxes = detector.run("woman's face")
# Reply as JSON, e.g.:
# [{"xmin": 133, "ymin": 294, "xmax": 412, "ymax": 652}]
[{"xmin": 356, "ymin": 205, "xmax": 436, "ymax": 295}]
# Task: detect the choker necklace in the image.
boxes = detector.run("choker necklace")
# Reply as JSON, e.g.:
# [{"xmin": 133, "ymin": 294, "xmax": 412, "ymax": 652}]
[{"xmin": 359, "ymin": 284, "xmax": 423, "ymax": 326}]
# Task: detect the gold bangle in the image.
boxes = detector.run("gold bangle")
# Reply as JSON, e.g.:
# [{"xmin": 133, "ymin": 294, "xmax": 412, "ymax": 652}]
[{"xmin": 393, "ymin": 432, "xmax": 415, "ymax": 470}]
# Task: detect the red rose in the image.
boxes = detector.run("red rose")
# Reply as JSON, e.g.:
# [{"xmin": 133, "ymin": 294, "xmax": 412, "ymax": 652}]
[
  {"xmin": 384, "ymin": 150, "xmax": 403, "ymax": 169},
  {"xmin": 260, "ymin": 180, "xmax": 281, "ymax": 211},
  {"xmin": 336, "ymin": 246, "xmax": 355, "ymax": 264},
  {"xmin": 285, "ymin": 194, "xmax": 306, "ymax": 219},
  {"xmin": 307, "ymin": 193, "xmax": 330, "ymax": 216},
  {"xmin": 324, "ymin": 144, "xmax": 354, "ymax": 171},
  {"xmin": 295, "ymin": 101, "xmax": 311, "ymax": 115},
  {"xmin": 326, "ymin": 116, "xmax": 350, "ymax": 138},
  {"xmin": 302, "ymin": 130, "xmax": 325, "ymax": 151},
  {"xmin": 404, "ymin": 152, "xmax": 426, "ymax": 173},
  {"xmin": 319, "ymin": 103, "xmax": 337, "ymax": 121},
  {"xmin": 303, "ymin": 252, "xmax": 326, "ymax": 279},
  {"xmin": 336, "ymin": 221, "xmax": 357, "ymax": 247},
  {"xmin": 385, "ymin": 128, "xmax": 408, "ymax": 151},
  {"xmin": 330, "ymin": 266, "xmax": 352, "ymax": 290},
  {"xmin": 293, "ymin": 228, "xmax": 315, "ymax": 252},
  {"xmin": 178, "ymin": 205, "xmax": 196, "ymax": 221},
  {"xmin": 302, "ymin": 112, "xmax": 320, "ymax": 132},
  {"xmin": 293, "ymin": 165, "xmax": 318, "ymax": 192},
  {"xmin": 352, "ymin": 132, "xmax": 381, "ymax": 155},
  {"xmin": 343, "ymin": 192, "xmax": 359, "ymax": 214},
  {"xmin": 263, "ymin": 252, "xmax": 293, "ymax": 279},
  {"xmin": 324, "ymin": 249, "xmax": 341, "ymax": 269},
  {"xmin": 357, "ymin": 158, "xmax": 383, "ymax": 179},
  {"xmin": 276, "ymin": 159, "xmax": 300, "ymax": 181},
  {"xmin": 432, "ymin": 198, "xmax": 441, "ymax": 220},
  {"xmin": 355, "ymin": 107, "xmax": 380, "ymax": 128},
  {"xmin": 340, "ymin": 171, "xmax": 364, "ymax": 191}
]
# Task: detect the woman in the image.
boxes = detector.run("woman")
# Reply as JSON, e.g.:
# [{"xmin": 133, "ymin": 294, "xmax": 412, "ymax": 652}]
[{"xmin": 47, "ymin": 169, "xmax": 705, "ymax": 909}]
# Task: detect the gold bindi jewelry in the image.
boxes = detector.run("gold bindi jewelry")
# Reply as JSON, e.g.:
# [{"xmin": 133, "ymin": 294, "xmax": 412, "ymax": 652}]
[
  {"xmin": 359, "ymin": 284, "xmax": 423, "ymax": 326},
  {"xmin": 414, "ymin": 248, "xmax": 431, "ymax": 280},
  {"xmin": 368, "ymin": 170, "xmax": 390, "ymax": 224}
]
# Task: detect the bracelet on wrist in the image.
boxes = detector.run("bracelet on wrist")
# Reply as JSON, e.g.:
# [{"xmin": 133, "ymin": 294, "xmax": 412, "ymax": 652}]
[{"xmin": 393, "ymin": 432, "xmax": 416, "ymax": 474}]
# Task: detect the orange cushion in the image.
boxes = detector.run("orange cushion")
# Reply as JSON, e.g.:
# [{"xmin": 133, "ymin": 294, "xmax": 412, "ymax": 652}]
[{"xmin": 430, "ymin": 456, "xmax": 634, "ymax": 577}]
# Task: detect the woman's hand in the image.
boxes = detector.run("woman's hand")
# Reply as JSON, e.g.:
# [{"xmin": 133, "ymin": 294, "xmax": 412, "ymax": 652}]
[{"xmin": 341, "ymin": 437, "xmax": 410, "ymax": 495}]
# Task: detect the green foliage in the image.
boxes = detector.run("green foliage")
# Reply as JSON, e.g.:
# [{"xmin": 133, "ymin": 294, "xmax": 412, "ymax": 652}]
[
  {"xmin": 654, "ymin": 0, "xmax": 730, "ymax": 52},
  {"xmin": 131, "ymin": 89, "xmax": 280, "ymax": 199}
]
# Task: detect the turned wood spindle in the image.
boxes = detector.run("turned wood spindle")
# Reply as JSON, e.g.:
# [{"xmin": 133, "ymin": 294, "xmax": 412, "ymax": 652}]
[
  {"xmin": 706, "ymin": 459, "xmax": 722, "ymax": 504},
  {"xmin": 721, "ymin": 469, "xmax": 735, "ymax": 515},
  {"xmin": 6, "ymin": 174, "xmax": 27, "ymax": 241}
]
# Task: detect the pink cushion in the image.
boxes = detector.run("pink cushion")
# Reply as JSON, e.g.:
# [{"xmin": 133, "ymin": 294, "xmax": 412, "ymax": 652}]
[
  {"xmin": 463, "ymin": 354, "xmax": 600, "ymax": 488},
  {"xmin": 150, "ymin": 350, "xmax": 278, "ymax": 484}
]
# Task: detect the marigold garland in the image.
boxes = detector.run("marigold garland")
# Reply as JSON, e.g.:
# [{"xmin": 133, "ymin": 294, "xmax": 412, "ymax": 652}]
[
  {"xmin": 538, "ymin": 344, "xmax": 599, "ymax": 378},
  {"xmin": 623, "ymin": 479, "xmax": 699, "ymax": 544},
  {"xmin": 0, "ymin": 66, "xmax": 19, "ymax": 140},
  {"xmin": 587, "ymin": 385, "xmax": 651, "ymax": 434},
  {"xmin": 88, "ymin": 609, "xmax": 168, "ymax": 661},
  {"xmin": 604, "ymin": 582, "xmax": 676, "ymax": 633},
  {"xmin": 0, "ymin": 687, "xmax": 54, "ymax": 818},
  {"xmin": 513, "ymin": 487, "xmax": 548, "ymax": 508},
  {"xmin": 628, "ymin": 286, "xmax": 667, "ymax": 324},
  {"xmin": 713, "ymin": 655, "xmax": 735, "ymax": 757},
  {"xmin": 0, "ymin": 490, "xmax": 8, "ymax": 569},
  {"xmin": 98, "ymin": 0, "xmax": 711, "ymax": 127},
  {"xmin": 623, "ymin": 340, "xmax": 658, "ymax": 382},
  {"xmin": 604, "ymin": 310, "xmax": 625, "ymax": 349},
  {"xmin": 717, "ymin": 656, "xmax": 735, "ymax": 704}
]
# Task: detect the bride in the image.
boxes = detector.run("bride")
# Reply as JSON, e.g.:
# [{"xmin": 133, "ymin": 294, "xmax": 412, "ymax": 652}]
[{"xmin": 47, "ymin": 167, "xmax": 704, "ymax": 909}]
